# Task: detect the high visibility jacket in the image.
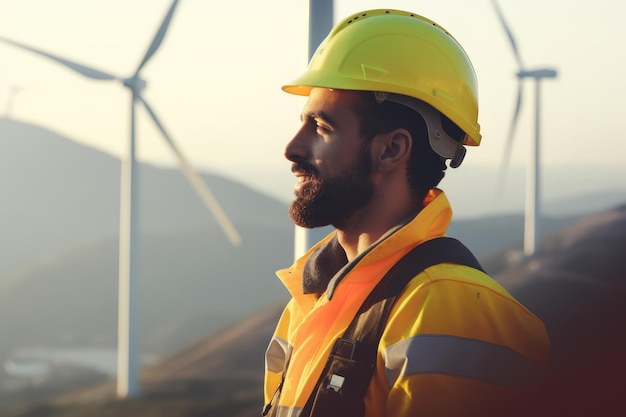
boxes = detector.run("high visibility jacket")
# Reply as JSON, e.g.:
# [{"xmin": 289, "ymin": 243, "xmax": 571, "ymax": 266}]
[{"xmin": 264, "ymin": 190, "xmax": 550, "ymax": 417}]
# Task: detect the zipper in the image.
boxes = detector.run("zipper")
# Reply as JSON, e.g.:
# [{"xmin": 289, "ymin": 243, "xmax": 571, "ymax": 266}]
[{"xmin": 262, "ymin": 377, "xmax": 284, "ymax": 416}]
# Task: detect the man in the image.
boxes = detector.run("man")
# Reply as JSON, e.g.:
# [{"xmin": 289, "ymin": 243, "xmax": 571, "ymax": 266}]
[{"xmin": 263, "ymin": 9, "xmax": 550, "ymax": 417}]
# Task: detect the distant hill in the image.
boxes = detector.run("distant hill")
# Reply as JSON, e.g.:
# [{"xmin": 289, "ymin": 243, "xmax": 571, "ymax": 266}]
[
  {"xmin": 421, "ymin": 160, "xmax": 626, "ymax": 220},
  {"xmin": 447, "ymin": 212, "xmax": 581, "ymax": 261}
]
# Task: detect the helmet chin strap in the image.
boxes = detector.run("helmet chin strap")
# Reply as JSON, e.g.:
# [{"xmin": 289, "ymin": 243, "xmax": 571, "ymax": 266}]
[{"xmin": 374, "ymin": 92, "xmax": 467, "ymax": 168}]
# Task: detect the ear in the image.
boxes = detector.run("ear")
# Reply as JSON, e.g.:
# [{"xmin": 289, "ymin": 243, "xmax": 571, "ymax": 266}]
[{"xmin": 373, "ymin": 128, "xmax": 412, "ymax": 173}]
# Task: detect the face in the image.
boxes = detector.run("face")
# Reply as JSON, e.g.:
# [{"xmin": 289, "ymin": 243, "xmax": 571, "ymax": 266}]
[{"xmin": 285, "ymin": 88, "xmax": 375, "ymax": 229}]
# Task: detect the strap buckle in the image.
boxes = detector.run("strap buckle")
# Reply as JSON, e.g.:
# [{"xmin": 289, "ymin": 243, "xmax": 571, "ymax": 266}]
[{"xmin": 333, "ymin": 338, "xmax": 358, "ymax": 359}]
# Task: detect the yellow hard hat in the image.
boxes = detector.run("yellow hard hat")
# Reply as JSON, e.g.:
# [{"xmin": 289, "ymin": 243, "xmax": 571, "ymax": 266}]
[{"xmin": 283, "ymin": 9, "xmax": 481, "ymax": 163}]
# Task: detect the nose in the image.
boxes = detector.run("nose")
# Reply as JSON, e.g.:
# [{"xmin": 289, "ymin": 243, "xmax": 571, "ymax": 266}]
[{"xmin": 284, "ymin": 123, "xmax": 311, "ymax": 163}]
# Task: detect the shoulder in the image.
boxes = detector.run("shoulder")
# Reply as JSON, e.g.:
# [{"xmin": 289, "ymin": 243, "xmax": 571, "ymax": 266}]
[
  {"xmin": 375, "ymin": 264, "xmax": 550, "ymax": 408},
  {"xmin": 382, "ymin": 264, "xmax": 550, "ymax": 362},
  {"xmin": 396, "ymin": 263, "xmax": 538, "ymax": 323}
]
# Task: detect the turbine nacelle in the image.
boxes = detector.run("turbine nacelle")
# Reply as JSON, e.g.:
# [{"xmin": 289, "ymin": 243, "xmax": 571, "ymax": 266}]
[
  {"xmin": 123, "ymin": 76, "xmax": 147, "ymax": 93},
  {"xmin": 517, "ymin": 69, "xmax": 558, "ymax": 79}
]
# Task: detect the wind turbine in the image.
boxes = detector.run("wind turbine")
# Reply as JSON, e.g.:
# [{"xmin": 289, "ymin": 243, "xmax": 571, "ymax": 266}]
[
  {"xmin": 0, "ymin": 0, "xmax": 241, "ymax": 397},
  {"xmin": 491, "ymin": 0, "xmax": 558, "ymax": 257}
]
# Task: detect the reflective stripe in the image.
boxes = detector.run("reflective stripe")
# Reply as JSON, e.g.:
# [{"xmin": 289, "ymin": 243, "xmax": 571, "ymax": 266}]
[
  {"xmin": 383, "ymin": 334, "xmax": 542, "ymax": 389},
  {"xmin": 265, "ymin": 336, "xmax": 290, "ymax": 373},
  {"xmin": 275, "ymin": 405, "xmax": 303, "ymax": 417}
]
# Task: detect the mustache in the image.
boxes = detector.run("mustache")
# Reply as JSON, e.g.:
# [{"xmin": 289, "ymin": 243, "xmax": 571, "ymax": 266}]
[{"xmin": 291, "ymin": 161, "xmax": 319, "ymax": 178}]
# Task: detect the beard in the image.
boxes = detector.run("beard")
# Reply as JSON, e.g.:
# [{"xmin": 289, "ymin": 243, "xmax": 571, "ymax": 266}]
[{"xmin": 289, "ymin": 146, "xmax": 375, "ymax": 229}]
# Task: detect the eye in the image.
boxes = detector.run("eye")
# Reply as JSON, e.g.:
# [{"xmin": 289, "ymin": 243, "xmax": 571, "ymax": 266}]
[{"xmin": 315, "ymin": 121, "xmax": 332, "ymax": 134}]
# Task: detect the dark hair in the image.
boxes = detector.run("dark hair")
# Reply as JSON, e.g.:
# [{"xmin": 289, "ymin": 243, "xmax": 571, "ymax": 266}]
[{"xmin": 353, "ymin": 92, "xmax": 447, "ymax": 202}]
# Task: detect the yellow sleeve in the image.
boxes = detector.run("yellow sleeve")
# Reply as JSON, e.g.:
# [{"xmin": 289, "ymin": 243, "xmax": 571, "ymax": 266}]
[{"xmin": 367, "ymin": 264, "xmax": 550, "ymax": 417}]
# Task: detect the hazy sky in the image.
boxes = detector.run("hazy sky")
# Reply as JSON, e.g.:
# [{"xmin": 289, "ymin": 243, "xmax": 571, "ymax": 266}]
[{"xmin": 1, "ymin": 0, "xmax": 624, "ymax": 205}]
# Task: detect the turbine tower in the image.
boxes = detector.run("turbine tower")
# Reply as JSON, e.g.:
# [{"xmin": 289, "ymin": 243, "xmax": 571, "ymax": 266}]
[
  {"xmin": 0, "ymin": 0, "xmax": 241, "ymax": 397},
  {"xmin": 491, "ymin": 0, "xmax": 558, "ymax": 257},
  {"xmin": 293, "ymin": 0, "xmax": 334, "ymax": 258},
  {"xmin": 3, "ymin": 85, "xmax": 22, "ymax": 118}
]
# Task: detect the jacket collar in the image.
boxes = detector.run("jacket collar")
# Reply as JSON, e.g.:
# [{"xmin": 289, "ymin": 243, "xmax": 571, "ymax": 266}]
[{"xmin": 276, "ymin": 189, "xmax": 453, "ymax": 309}]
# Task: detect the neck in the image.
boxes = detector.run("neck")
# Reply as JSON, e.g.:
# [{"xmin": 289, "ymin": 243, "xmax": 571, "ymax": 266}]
[{"xmin": 336, "ymin": 188, "xmax": 422, "ymax": 261}]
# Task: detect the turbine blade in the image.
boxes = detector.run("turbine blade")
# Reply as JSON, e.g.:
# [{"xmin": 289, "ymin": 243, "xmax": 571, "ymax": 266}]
[
  {"xmin": 0, "ymin": 36, "xmax": 118, "ymax": 81},
  {"xmin": 134, "ymin": 0, "xmax": 181, "ymax": 74},
  {"xmin": 490, "ymin": 0, "xmax": 524, "ymax": 70},
  {"xmin": 497, "ymin": 79, "xmax": 524, "ymax": 194},
  {"xmin": 138, "ymin": 96, "xmax": 242, "ymax": 247}
]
